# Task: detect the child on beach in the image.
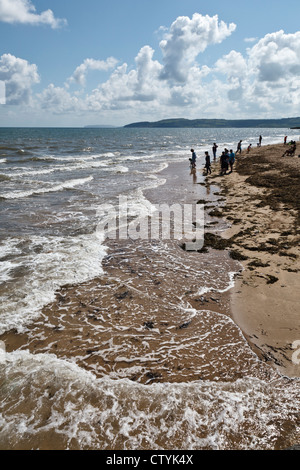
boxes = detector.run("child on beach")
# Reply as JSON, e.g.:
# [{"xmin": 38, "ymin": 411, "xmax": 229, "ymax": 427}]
[
  {"xmin": 247, "ymin": 144, "xmax": 252, "ymax": 153},
  {"xmin": 190, "ymin": 149, "xmax": 197, "ymax": 169}
]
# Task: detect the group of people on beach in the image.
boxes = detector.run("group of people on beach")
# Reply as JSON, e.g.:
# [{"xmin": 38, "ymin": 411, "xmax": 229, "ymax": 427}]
[
  {"xmin": 219, "ymin": 148, "xmax": 236, "ymax": 175},
  {"xmin": 190, "ymin": 146, "xmax": 235, "ymax": 176},
  {"xmin": 189, "ymin": 135, "xmax": 265, "ymax": 177}
]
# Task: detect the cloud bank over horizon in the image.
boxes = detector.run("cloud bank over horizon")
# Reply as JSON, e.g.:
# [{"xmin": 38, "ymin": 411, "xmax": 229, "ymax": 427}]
[{"xmin": 1, "ymin": 10, "xmax": 300, "ymax": 125}]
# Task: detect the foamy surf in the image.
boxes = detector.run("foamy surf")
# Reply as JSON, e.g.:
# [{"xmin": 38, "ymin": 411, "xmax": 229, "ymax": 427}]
[
  {"xmin": 0, "ymin": 232, "xmax": 107, "ymax": 334},
  {"xmin": 197, "ymin": 271, "xmax": 239, "ymax": 297},
  {"xmin": 0, "ymin": 349, "xmax": 299, "ymax": 450},
  {"xmin": 0, "ymin": 176, "xmax": 93, "ymax": 199}
]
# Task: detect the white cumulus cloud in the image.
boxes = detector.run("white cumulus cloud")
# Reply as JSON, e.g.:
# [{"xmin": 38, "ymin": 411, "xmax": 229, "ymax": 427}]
[
  {"xmin": 215, "ymin": 50, "xmax": 248, "ymax": 78},
  {"xmin": 0, "ymin": 53, "xmax": 40, "ymax": 104},
  {"xmin": 0, "ymin": 0, "xmax": 67, "ymax": 28},
  {"xmin": 159, "ymin": 13, "xmax": 236, "ymax": 82},
  {"xmin": 213, "ymin": 29, "xmax": 300, "ymax": 113},
  {"xmin": 68, "ymin": 57, "xmax": 119, "ymax": 87},
  {"xmin": 82, "ymin": 47, "xmax": 165, "ymax": 110},
  {"xmin": 248, "ymin": 30, "xmax": 300, "ymax": 82},
  {"xmin": 38, "ymin": 84, "xmax": 81, "ymax": 114}
]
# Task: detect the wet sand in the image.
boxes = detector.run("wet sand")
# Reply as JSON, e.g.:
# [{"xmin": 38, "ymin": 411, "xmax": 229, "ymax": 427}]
[{"xmin": 205, "ymin": 142, "xmax": 300, "ymax": 377}]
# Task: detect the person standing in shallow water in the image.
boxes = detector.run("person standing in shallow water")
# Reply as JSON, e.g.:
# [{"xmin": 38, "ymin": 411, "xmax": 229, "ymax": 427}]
[
  {"xmin": 236, "ymin": 140, "xmax": 242, "ymax": 154},
  {"xmin": 204, "ymin": 151, "xmax": 211, "ymax": 175},
  {"xmin": 212, "ymin": 143, "xmax": 218, "ymax": 160},
  {"xmin": 190, "ymin": 148, "xmax": 196, "ymax": 168}
]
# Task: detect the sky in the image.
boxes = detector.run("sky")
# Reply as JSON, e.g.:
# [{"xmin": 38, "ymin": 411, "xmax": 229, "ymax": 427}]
[{"xmin": 0, "ymin": 0, "xmax": 300, "ymax": 127}]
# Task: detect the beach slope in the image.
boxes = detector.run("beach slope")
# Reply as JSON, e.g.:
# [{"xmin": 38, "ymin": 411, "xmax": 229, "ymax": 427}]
[{"xmin": 209, "ymin": 142, "xmax": 300, "ymax": 377}]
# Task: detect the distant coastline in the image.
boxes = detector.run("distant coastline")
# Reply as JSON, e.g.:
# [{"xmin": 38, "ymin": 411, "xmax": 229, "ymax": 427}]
[
  {"xmin": 84, "ymin": 125, "xmax": 118, "ymax": 128},
  {"xmin": 124, "ymin": 117, "xmax": 300, "ymax": 129}
]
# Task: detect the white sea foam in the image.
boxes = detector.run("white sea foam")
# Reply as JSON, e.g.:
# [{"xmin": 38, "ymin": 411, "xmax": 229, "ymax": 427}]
[
  {"xmin": 0, "ymin": 239, "xmax": 24, "ymax": 282},
  {"xmin": 0, "ymin": 260, "xmax": 19, "ymax": 282},
  {"xmin": 108, "ymin": 165, "xmax": 128, "ymax": 173},
  {"xmin": 6, "ymin": 167, "xmax": 57, "ymax": 177},
  {"xmin": 37, "ymin": 152, "xmax": 116, "ymax": 162},
  {"xmin": 119, "ymin": 155, "xmax": 144, "ymax": 161},
  {"xmin": 127, "ymin": 187, "xmax": 159, "ymax": 218},
  {"xmin": 3, "ymin": 161, "xmax": 108, "ymax": 178},
  {"xmin": 134, "ymin": 162, "xmax": 169, "ymax": 176},
  {"xmin": 0, "ymin": 176, "xmax": 93, "ymax": 199},
  {"xmin": 197, "ymin": 271, "xmax": 238, "ymax": 296},
  {"xmin": 153, "ymin": 162, "xmax": 169, "ymax": 173},
  {"xmin": 3, "ymin": 159, "xmax": 126, "ymax": 180},
  {"xmin": 0, "ymin": 349, "xmax": 299, "ymax": 450},
  {"xmin": 0, "ymin": 232, "xmax": 107, "ymax": 334},
  {"xmin": 0, "ymin": 238, "xmax": 22, "ymax": 259}
]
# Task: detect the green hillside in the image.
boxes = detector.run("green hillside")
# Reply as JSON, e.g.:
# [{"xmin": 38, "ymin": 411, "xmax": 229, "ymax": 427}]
[{"xmin": 124, "ymin": 117, "xmax": 300, "ymax": 129}]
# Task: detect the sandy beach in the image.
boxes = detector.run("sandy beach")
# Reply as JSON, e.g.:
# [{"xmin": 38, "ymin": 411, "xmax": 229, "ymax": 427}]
[
  {"xmin": 1, "ymin": 137, "xmax": 300, "ymax": 450},
  {"xmin": 203, "ymin": 142, "xmax": 300, "ymax": 378}
]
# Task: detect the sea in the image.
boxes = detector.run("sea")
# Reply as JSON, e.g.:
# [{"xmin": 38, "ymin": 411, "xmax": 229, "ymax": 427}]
[{"xmin": 0, "ymin": 126, "xmax": 299, "ymax": 450}]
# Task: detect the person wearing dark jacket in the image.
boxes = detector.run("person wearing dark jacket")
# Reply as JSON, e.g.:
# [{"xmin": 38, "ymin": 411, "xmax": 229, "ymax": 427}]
[{"xmin": 204, "ymin": 151, "xmax": 211, "ymax": 175}]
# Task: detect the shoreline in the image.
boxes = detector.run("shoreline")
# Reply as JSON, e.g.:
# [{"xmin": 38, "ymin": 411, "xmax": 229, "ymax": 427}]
[
  {"xmin": 1, "ymin": 131, "xmax": 300, "ymax": 451},
  {"xmin": 202, "ymin": 142, "xmax": 300, "ymax": 377},
  {"xmin": 1, "ymin": 161, "xmax": 248, "ymax": 384},
  {"xmin": 0, "ymin": 142, "xmax": 299, "ymax": 380}
]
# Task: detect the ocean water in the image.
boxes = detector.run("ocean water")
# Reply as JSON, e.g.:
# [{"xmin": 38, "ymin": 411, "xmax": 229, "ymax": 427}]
[{"xmin": 0, "ymin": 126, "xmax": 299, "ymax": 450}]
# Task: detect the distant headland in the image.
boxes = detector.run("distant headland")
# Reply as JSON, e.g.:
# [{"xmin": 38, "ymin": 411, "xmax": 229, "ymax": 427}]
[{"xmin": 124, "ymin": 117, "xmax": 300, "ymax": 129}]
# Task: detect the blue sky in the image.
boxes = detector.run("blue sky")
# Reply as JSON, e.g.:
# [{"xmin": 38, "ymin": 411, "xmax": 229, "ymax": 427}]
[{"xmin": 1, "ymin": 0, "xmax": 300, "ymax": 126}]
